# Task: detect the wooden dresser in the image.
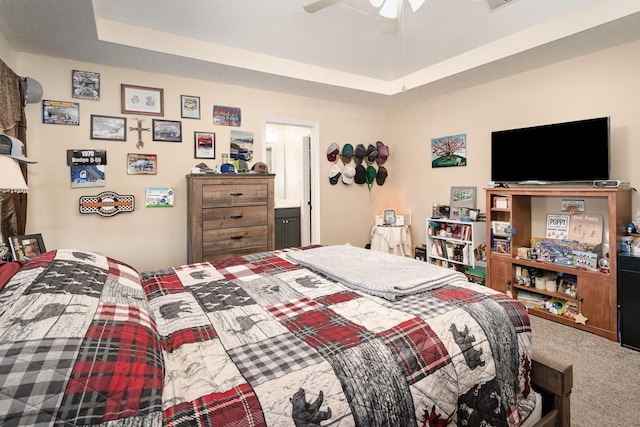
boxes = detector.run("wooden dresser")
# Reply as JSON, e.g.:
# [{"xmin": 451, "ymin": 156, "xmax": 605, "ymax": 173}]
[{"xmin": 187, "ymin": 174, "xmax": 275, "ymax": 263}]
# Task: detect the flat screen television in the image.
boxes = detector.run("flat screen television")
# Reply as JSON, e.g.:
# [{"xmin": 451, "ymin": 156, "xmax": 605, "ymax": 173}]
[{"xmin": 490, "ymin": 117, "xmax": 610, "ymax": 184}]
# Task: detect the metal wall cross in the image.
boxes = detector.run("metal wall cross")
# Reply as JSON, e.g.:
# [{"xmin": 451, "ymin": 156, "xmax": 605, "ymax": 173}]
[{"xmin": 129, "ymin": 118, "xmax": 150, "ymax": 149}]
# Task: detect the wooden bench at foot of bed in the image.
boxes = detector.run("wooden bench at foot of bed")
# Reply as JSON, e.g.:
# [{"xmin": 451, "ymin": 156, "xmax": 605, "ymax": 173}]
[{"xmin": 531, "ymin": 350, "xmax": 573, "ymax": 427}]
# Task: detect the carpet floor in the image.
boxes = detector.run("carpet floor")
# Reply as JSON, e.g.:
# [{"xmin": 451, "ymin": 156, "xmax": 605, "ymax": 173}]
[{"xmin": 530, "ymin": 315, "xmax": 640, "ymax": 426}]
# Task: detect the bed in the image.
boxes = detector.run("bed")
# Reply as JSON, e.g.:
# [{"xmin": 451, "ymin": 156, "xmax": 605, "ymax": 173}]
[{"xmin": 0, "ymin": 245, "xmax": 571, "ymax": 426}]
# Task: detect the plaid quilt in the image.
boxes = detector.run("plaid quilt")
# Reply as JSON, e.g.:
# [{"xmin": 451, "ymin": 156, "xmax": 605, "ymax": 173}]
[{"xmin": 0, "ymin": 247, "xmax": 535, "ymax": 426}]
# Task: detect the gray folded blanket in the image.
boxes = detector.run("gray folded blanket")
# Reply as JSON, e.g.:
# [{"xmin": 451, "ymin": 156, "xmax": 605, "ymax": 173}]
[{"xmin": 287, "ymin": 245, "xmax": 468, "ymax": 301}]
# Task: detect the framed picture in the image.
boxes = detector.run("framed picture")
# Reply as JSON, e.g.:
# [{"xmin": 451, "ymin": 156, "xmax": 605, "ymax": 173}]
[
  {"xmin": 493, "ymin": 239, "xmax": 510, "ymax": 254},
  {"xmin": 72, "ymin": 70, "xmax": 100, "ymax": 101},
  {"xmin": 545, "ymin": 214, "xmax": 570, "ymax": 239},
  {"xmin": 431, "ymin": 134, "xmax": 467, "ymax": 168},
  {"xmin": 559, "ymin": 278, "xmax": 578, "ymax": 298},
  {"xmin": 42, "ymin": 100, "xmax": 79, "ymax": 125},
  {"xmin": 90, "ymin": 115, "xmax": 126, "ymax": 141},
  {"xmin": 127, "ymin": 153, "xmax": 157, "ymax": 175},
  {"xmin": 194, "ymin": 131, "xmax": 216, "ymax": 159},
  {"xmin": 8, "ymin": 233, "xmax": 46, "ymax": 261},
  {"xmin": 450, "ymin": 207, "xmax": 462, "ymax": 220},
  {"xmin": 121, "ymin": 84, "xmax": 164, "ymax": 116},
  {"xmin": 492, "ymin": 221, "xmax": 511, "ymax": 236},
  {"xmin": 450, "ymin": 186, "xmax": 477, "ymax": 209},
  {"xmin": 152, "ymin": 119, "xmax": 182, "ymax": 142},
  {"xmin": 383, "ymin": 208, "xmax": 397, "ymax": 225},
  {"xmin": 181, "ymin": 95, "xmax": 201, "ymax": 119}
]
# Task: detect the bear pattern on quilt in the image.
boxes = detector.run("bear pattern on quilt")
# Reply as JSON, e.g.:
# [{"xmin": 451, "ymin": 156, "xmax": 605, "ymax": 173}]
[
  {"xmin": 0, "ymin": 247, "xmax": 535, "ymax": 426},
  {"xmin": 140, "ymin": 247, "xmax": 535, "ymax": 426},
  {"xmin": 0, "ymin": 249, "xmax": 164, "ymax": 426}
]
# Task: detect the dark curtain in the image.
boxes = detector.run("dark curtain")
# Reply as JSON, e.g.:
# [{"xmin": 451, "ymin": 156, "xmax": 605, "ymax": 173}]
[{"xmin": 0, "ymin": 59, "xmax": 28, "ymax": 248}]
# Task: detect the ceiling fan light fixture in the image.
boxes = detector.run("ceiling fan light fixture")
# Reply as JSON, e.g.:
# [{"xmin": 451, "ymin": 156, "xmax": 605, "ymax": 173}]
[
  {"xmin": 406, "ymin": 0, "xmax": 426, "ymax": 13},
  {"xmin": 379, "ymin": 0, "xmax": 399, "ymax": 19},
  {"xmin": 369, "ymin": 0, "xmax": 384, "ymax": 7}
]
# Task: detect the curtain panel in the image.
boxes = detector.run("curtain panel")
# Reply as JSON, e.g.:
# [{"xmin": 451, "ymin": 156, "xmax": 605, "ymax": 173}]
[{"xmin": 0, "ymin": 59, "xmax": 28, "ymax": 258}]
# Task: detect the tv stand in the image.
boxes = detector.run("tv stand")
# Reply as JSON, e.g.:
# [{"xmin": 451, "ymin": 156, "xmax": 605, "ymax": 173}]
[{"xmin": 485, "ymin": 186, "xmax": 632, "ymax": 341}]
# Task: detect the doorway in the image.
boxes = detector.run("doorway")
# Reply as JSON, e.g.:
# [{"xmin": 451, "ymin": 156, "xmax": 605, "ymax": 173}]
[{"xmin": 263, "ymin": 118, "xmax": 320, "ymax": 246}]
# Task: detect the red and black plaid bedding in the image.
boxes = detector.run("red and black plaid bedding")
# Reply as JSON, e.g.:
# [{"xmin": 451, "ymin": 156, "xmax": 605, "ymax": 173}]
[{"xmin": 0, "ymin": 247, "xmax": 536, "ymax": 426}]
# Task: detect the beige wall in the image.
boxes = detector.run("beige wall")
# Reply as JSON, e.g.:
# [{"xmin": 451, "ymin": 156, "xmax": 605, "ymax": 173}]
[
  {"xmin": 4, "ymin": 38, "xmax": 640, "ymax": 271},
  {"xmin": 11, "ymin": 53, "xmax": 392, "ymax": 271},
  {"xmin": 390, "ymin": 40, "xmax": 640, "ymax": 248}
]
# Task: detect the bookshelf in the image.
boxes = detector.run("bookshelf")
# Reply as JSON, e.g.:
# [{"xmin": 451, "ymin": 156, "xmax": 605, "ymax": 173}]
[{"xmin": 426, "ymin": 218, "xmax": 484, "ymax": 272}]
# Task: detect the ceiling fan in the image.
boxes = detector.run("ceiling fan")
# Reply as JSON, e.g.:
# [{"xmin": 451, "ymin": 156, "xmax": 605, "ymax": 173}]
[
  {"xmin": 303, "ymin": 0, "xmax": 425, "ymax": 34},
  {"xmin": 303, "ymin": 0, "xmax": 425, "ymax": 17}
]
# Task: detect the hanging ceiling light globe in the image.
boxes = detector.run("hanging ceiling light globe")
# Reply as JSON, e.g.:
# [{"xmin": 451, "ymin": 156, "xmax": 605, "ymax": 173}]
[{"xmin": 369, "ymin": 0, "xmax": 426, "ymax": 19}]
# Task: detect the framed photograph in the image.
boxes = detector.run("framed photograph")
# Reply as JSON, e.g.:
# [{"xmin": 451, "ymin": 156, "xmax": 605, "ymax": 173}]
[
  {"xmin": 42, "ymin": 100, "xmax": 79, "ymax": 125},
  {"xmin": 8, "ymin": 233, "xmax": 46, "ymax": 261},
  {"xmin": 468, "ymin": 208, "xmax": 480, "ymax": 221},
  {"xmin": 72, "ymin": 70, "xmax": 100, "ymax": 101},
  {"xmin": 194, "ymin": 131, "xmax": 215, "ymax": 159},
  {"xmin": 450, "ymin": 186, "xmax": 477, "ymax": 209},
  {"xmin": 153, "ymin": 119, "xmax": 182, "ymax": 142},
  {"xmin": 127, "ymin": 153, "xmax": 157, "ymax": 175},
  {"xmin": 181, "ymin": 95, "xmax": 201, "ymax": 119},
  {"xmin": 492, "ymin": 221, "xmax": 511, "ymax": 236},
  {"xmin": 90, "ymin": 115, "xmax": 126, "ymax": 141},
  {"xmin": 383, "ymin": 208, "xmax": 397, "ymax": 226},
  {"xmin": 559, "ymin": 278, "xmax": 578, "ymax": 298},
  {"xmin": 493, "ymin": 239, "xmax": 510, "ymax": 254},
  {"xmin": 450, "ymin": 207, "xmax": 462, "ymax": 220},
  {"xmin": 121, "ymin": 84, "xmax": 164, "ymax": 116}
]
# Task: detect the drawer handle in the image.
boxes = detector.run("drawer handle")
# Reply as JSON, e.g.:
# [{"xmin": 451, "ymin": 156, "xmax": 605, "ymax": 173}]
[
  {"xmin": 230, "ymin": 192, "xmax": 244, "ymax": 196},
  {"xmin": 231, "ymin": 236, "xmax": 243, "ymax": 240},
  {"xmin": 230, "ymin": 215, "xmax": 244, "ymax": 219}
]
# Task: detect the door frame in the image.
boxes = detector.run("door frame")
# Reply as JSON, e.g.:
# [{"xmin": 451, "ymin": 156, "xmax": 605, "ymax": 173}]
[{"xmin": 262, "ymin": 117, "xmax": 320, "ymax": 246}]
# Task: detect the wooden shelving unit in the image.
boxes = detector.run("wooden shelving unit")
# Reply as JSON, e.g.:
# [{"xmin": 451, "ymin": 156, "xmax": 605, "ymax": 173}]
[
  {"xmin": 426, "ymin": 218, "xmax": 484, "ymax": 271},
  {"xmin": 485, "ymin": 186, "xmax": 632, "ymax": 341}
]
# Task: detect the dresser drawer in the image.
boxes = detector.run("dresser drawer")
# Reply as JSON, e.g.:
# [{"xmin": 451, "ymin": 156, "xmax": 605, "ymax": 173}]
[
  {"xmin": 202, "ymin": 225, "xmax": 268, "ymax": 256},
  {"xmin": 202, "ymin": 245, "xmax": 269, "ymax": 262},
  {"xmin": 202, "ymin": 206, "xmax": 267, "ymax": 229},
  {"xmin": 187, "ymin": 174, "xmax": 275, "ymax": 263},
  {"xmin": 202, "ymin": 184, "xmax": 268, "ymax": 207}
]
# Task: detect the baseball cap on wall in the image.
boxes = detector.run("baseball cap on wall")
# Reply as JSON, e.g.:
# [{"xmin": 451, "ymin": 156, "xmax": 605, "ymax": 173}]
[
  {"xmin": 341, "ymin": 143, "xmax": 354, "ymax": 164},
  {"xmin": 376, "ymin": 141, "xmax": 389, "ymax": 165},
  {"xmin": 327, "ymin": 142, "xmax": 340, "ymax": 162},
  {"xmin": 0, "ymin": 134, "xmax": 37, "ymax": 163},
  {"xmin": 353, "ymin": 144, "xmax": 366, "ymax": 165},
  {"xmin": 354, "ymin": 164, "xmax": 366, "ymax": 184},
  {"xmin": 329, "ymin": 163, "xmax": 341, "ymax": 185},
  {"xmin": 366, "ymin": 165, "xmax": 377, "ymax": 190},
  {"xmin": 365, "ymin": 144, "xmax": 378, "ymax": 164},
  {"xmin": 342, "ymin": 164, "xmax": 356, "ymax": 185},
  {"xmin": 376, "ymin": 165, "xmax": 388, "ymax": 185}
]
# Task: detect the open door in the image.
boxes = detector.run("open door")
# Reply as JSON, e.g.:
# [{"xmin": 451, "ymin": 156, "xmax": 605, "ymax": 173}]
[{"xmin": 264, "ymin": 119, "xmax": 320, "ymax": 246}]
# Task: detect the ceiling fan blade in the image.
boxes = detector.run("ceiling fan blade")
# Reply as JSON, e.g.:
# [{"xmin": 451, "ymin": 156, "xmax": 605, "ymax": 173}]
[
  {"xmin": 382, "ymin": 18, "xmax": 399, "ymax": 35},
  {"xmin": 303, "ymin": 0, "xmax": 344, "ymax": 13}
]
